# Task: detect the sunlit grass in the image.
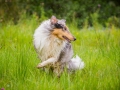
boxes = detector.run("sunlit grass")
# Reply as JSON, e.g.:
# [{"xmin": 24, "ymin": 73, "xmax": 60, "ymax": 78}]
[{"xmin": 0, "ymin": 17, "xmax": 120, "ymax": 90}]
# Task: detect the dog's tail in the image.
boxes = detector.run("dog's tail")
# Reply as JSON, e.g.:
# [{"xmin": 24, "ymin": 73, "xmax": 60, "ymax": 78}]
[{"xmin": 67, "ymin": 55, "xmax": 85, "ymax": 71}]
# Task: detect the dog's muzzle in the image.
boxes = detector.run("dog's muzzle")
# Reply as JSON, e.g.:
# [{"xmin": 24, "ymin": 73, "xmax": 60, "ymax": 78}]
[{"xmin": 73, "ymin": 38, "xmax": 76, "ymax": 41}]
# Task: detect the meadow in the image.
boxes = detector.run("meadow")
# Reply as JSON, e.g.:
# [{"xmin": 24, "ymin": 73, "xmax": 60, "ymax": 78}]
[{"xmin": 0, "ymin": 16, "xmax": 120, "ymax": 90}]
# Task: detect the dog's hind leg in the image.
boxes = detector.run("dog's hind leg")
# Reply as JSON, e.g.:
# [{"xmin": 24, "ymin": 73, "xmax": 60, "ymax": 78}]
[
  {"xmin": 53, "ymin": 63, "xmax": 64, "ymax": 77},
  {"xmin": 37, "ymin": 57, "xmax": 57, "ymax": 68}
]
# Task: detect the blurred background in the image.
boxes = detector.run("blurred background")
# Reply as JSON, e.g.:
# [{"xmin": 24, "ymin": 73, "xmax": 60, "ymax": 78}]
[
  {"xmin": 0, "ymin": 1, "xmax": 120, "ymax": 90},
  {"xmin": 0, "ymin": 0, "xmax": 120, "ymax": 28}
]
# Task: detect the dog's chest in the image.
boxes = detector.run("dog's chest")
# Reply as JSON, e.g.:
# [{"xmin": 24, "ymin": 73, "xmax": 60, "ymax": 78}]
[{"xmin": 39, "ymin": 38, "xmax": 65, "ymax": 61}]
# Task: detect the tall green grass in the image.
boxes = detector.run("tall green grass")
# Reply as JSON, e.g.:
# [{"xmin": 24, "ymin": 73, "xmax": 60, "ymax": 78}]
[{"xmin": 0, "ymin": 16, "xmax": 120, "ymax": 90}]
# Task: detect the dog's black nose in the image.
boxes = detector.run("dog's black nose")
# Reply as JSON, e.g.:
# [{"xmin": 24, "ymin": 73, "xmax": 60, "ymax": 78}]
[{"xmin": 74, "ymin": 38, "xmax": 76, "ymax": 41}]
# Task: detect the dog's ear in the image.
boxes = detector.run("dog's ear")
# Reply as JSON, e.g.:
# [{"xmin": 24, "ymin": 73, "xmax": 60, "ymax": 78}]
[
  {"xmin": 50, "ymin": 16, "xmax": 58, "ymax": 24},
  {"xmin": 61, "ymin": 19, "xmax": 66, "ymax": 23}
]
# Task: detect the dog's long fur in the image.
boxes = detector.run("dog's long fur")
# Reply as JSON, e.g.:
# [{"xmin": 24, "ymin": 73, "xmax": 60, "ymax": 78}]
[{"xmin": 33, "ymin": 16, "xmax": 84, "ymax": 76}]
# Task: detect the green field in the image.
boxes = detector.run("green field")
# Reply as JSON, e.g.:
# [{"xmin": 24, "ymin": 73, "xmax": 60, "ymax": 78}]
[{"xmin": 0, "ymin": 17, "xmax": 120, "ymax": 90}]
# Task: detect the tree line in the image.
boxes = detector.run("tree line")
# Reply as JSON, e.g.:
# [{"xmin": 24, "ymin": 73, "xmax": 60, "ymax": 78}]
[{"xmin": 0, "ymin": 0, "xmax": 120, "ymax": 27}]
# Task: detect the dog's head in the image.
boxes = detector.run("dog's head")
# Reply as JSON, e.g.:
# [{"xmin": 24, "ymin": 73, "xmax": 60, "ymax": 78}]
[{"xmin": 50, "ymin": 16, "xmax": 76, "ymax": 43}]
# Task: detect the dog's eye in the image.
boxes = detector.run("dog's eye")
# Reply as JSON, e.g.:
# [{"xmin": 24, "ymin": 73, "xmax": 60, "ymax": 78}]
[
  {"xmin": 64, "ymin": 27, "xmax": 67, "ymax": 30},
  {"xmin": 62, "ymin": 27, "xmax": 67, "ymax": 31}
]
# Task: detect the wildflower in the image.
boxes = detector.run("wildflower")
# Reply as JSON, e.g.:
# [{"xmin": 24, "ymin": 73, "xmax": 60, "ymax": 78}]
[
  {"xmin": 98, "ymin": 4, "xmax": 101, "ymax": 8},
  {"xmin": 1, "ymin": 88, "xmax": 5, "ymax": 90}
]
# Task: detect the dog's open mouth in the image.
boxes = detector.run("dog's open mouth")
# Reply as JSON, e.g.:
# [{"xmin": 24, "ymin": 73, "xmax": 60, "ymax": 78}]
[{"xmin": 62, "ymin": 36, "xmax": 71, "ymax": 43}]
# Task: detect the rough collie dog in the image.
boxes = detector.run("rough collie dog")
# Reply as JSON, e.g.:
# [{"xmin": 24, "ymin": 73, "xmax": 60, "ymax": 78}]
[{"xmin": 33, "ymin": 16, "xmax": 84, "ymax": 76}]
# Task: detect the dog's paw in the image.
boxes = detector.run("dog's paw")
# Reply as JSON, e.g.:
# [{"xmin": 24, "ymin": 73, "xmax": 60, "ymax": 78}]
[{"xmin": 37, "ymin": 64, "xmax": 44, "ymax": 68}]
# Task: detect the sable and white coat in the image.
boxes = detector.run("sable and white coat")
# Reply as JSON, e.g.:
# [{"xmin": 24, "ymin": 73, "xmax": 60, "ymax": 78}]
[{"xmin": 33, "ymin": 16, "xmax": 84, "ymax": 75}]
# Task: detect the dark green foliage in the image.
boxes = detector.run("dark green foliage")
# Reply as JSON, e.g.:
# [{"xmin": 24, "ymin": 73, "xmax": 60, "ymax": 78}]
[{"xmin": 0, "ymin": 0, "xmax": 120, "ymax": 27}]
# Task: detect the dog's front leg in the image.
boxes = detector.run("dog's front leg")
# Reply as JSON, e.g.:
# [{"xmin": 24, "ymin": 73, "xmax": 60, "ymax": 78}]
[{"xmin": 37, "ymin": 57, "xmax": 57, "ymax": 68}]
